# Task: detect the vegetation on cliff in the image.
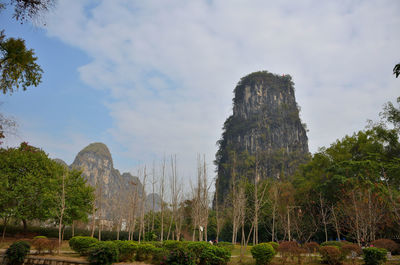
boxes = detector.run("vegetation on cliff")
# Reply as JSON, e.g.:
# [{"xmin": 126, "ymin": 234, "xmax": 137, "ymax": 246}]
[{"xmin": 215, "ymin": 71, "xmax": 309, "ymax": 206}]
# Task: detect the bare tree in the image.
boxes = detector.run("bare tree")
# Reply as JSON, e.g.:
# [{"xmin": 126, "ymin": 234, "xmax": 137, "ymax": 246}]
[
  {"xmin": 138, "ymin": 167, "xmax": 147, "ymax": 242},
  {"xmin": 159, "ymin": 157, "xmax": 166, "ymax": 241},
  {"xmin": 191, "ymin": 155, "xmax": 211, "ymax": 241},
  {"xmin": 56, "ymin": 173, "xmax": 65, "ymax": 254}
]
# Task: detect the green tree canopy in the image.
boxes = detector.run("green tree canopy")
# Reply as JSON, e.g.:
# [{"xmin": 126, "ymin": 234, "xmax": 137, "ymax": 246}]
[{"xmin": 0, "ymin": 30, "xmax": 42, "ymax": 94}]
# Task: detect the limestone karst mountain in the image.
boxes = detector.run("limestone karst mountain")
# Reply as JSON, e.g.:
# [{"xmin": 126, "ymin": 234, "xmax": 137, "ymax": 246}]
[
  {"xmin": 55, "ymin": 142, "xmax": 161, "ymax": 220},
  {"xmin": 215, "ymin": 71, "xmax": 310, "ymax": 205}
]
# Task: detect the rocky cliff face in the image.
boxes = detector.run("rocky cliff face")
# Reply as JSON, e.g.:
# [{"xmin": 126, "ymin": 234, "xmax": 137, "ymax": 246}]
[
  {"xmin": 215, "ymin": 71, "xmax": 309, "ymax": 205},
  {"xmin": 71, "ymin": 143, "xmax": 144, "ymax": 219}
]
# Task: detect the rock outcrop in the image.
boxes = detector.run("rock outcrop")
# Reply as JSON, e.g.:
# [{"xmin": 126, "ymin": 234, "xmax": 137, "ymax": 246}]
[
  {"xmin": 215, "ymin": 71, "xmax": 309, "ymax": 205},
  {"xmin": 71, "ymin": 143, "xmax": 144, "ymax": 219}
]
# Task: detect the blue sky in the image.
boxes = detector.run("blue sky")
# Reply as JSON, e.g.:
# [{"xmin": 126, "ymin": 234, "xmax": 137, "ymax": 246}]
[{"xmin": 1, "ymin": 0, "xmax": 399, "ymax": 185}]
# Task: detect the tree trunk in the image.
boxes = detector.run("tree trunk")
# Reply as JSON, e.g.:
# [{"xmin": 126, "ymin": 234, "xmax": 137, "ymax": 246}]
[
  {"xmin": 22, "ymin": 219, "xmax": 27, "ymax": 233},
  {"xmin": 1, "ymin": 217, "xmax": 9, "ymax": 243}
]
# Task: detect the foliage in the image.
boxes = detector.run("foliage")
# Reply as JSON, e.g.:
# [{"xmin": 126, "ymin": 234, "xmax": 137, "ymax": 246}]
[
  {"xmin": 135, "ymin": 243, "xmax": 156, "ymax": 261},
  {"xmin": 319, "ymin": 246, "xmax": 345, "ymax": 265},
  {"xmin": 162, "ymin": 240, "xmax": 185, "ymax": 251},
  {"xmin": 4, "ymin": 241, "xmax": 31, "ymax": 265},
  {"xmin": 0, "ymin": 143, "xmax": 63, "ymax": 226},
  {"xmin": 371, "ymin": 239, "xmax": 399, "ymax": 253},
  {"xmin": 198, "ymin": 244, "xmax": 230, "ymax": 265},
  {"xmin": 61, "ymin": 169, "xmax": 95, "ymax": 225},
  {"xmin": 151, "ymin": 247, "xmax": 169, "ymax": 265},
  {"xmin": 278, "ymin": 241, "xmax": 303, "ymax": 264},
  {"xmin": 113, "ymin": 240, "xmax": 138, "ymax": 262},
  {"xmin": 251, "ymin": 243, "xmax": 276, "ymax": 265},
  {"xmin": 69, "ymin": 236, "xmax": 98, "ymax": 256},
  {"xmin": 321, "ymin": 241, "xmax": 343, "ymax": 248},
  {"xmin": 87, "ymin": 241, "xmax": 119, "ymax": 265},
  {"xmin": 0, "ymin": 31, "xmax": 43, "ymax": 94},
  {"xmin": 165, "ymin": 248, "xmax": 195, "ymax": 265},
  {"xmin": 340, "ymin": 243, "xmax": 361, "ymax": 256},
  {"xmin": 303, "ymin": 242, "xmax": 319, "ymax": 253},
  {"xmin": 394, "ymin": 63, "xmax": 400, "ymax": 78},
  {"xmin": 267, "ymin": 241, "xmax": 279, "ymax": 251},
  {"xmin": 32, "ymin": 236, "xmax": 56, "ymax": 254},
  {"xmin": 362, "ymin": 247, "xmax": 387, "ymax": 265}
]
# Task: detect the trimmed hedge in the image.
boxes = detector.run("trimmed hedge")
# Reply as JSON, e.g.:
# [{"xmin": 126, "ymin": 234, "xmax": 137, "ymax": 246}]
[
  {"xmin": 4, "ymin": 241, "xmax": 31, "ymax": 265},
  {"xmin": 251, "ymin": 243, "xmax": 275, "ymax": 265},
  {"xmin": 114, "ymin": 240, "xmax": 138, "ymax": 262},
  {"xmin": 87, "ymin": 241, "xmax": 119, "ymax": 265},
  {"xmin": 363, "ymin": 247, "xmax": 387, "ymax": 265},
  {"xmin": 69, "ymin": 236, "xmax": 99, "ymax": 255},
  {"xmin": 267, "ymin": 241, "xmax": 279, "ymax": 252},
  {"xmin": 321, "ymin": 241, "xmax": 343, "ymax": 248},
  {"xmin": 136, "ymin": 243, "xmax": 156, "ymax": 261},
  {"xmin": 319, "ymin": 246, "xmax": 345, "ymax": 265},
  {"xmin": 371, "ymin": 239, "xmax": 399, "ymax": 254}
]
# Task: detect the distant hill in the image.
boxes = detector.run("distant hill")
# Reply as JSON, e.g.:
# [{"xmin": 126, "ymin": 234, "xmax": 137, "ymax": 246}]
[{"xmin": 56, "ymin": 142, "xmax": 161, "ymax": 220}]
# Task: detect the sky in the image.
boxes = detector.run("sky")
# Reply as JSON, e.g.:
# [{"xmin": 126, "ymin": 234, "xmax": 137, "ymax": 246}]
[{"xmin": 1, "ymin": 0, "xmax": 399, "ymax": 186}]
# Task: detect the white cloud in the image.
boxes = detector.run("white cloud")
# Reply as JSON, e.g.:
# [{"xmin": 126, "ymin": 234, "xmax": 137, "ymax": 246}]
[{"xmin": 42, "ymin": 0, "xmax": 400, "ymax": 179}]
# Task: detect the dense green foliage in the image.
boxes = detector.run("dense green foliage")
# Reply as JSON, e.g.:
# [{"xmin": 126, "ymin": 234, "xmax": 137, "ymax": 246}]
[
  {"xmin": 0, "ymin": 30, "xmax": 42, "ymax": 94},
  {"xmin": 135, "ymin": 243, "xmax": 156, "ymax": 261},
  {"xmin": 114, "ymin": 240, "xmax": 138, "ymax": 261},
  {"xmin": 251, "ymin": 243, "xmax": 275, "ymax": 265},
  {"xmin": 362, "ymin": 247, "xmax": 387, "ymax": 265},
  {"xmin": 87, "ymin": 241, "xmax": 119, "ymax": 265},
  {"xmin": 165, "ymin": 248, "xmax": 195, "ymax": 265},
  {"xmin": 0, "ymin": 142, "xmax": 94, "ymax": 237},
  {"xmin": 4, "ymin": 241, "xmax": 30, "ymax": 265},
  {"xmin": 69, "ymin": 236, "xmax": 99, "ymax": 255}
]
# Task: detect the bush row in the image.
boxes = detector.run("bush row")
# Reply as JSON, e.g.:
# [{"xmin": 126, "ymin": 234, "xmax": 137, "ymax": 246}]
[
  {"xmin": 68, "ymin": 237, "xmax": 231, "ymax": 265},
  {"xmin": 250, "ymin": 241, "xmax": 390, "ymax": 265}
]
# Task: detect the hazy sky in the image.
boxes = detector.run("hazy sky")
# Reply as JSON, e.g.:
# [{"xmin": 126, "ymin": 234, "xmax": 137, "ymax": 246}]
[{"xmin": 1, "ymin": 0, "xmax": 399, "ymax": 183}]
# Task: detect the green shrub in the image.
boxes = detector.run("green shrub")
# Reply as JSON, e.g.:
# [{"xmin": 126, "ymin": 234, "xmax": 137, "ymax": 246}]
[
  {"xmin": 187, "ymin": 241, "xmax": 210, "ymax": 259},
  {"xmin": 363, "ymin": 247, "xmax": 387, "ymax": 265},
  {"xmin": 113, "ymin": 240, "xmax": 138, "ymax": 261},
  {"xmin": 251, "ymin": 243, "xmax": 276, "ymax": 265},
  {"xmin": 267, "ymin": 241, "xmax": 279, "ymax": 251},
  {"xmin": 162, "ymin": 240, "xmax": 185, "ymax": 251},
  {"xmin": 166, "ymin": 248, "xmax": 195, "ymax": 265},
  {"xmin": 87, "ymin": 241, "xmax": 119, "ymax": 265},
  {"xmin": 69, "ymin": 236, "xmax": 98, "ymax": 255},
  {"xmin": 151, "ymin": 247, "xmax": 169, "ymax": 264},
  {"xmin": 319, "ymin": 246, "xmax": 345, "ymax": 265},
  {"xmin": 321, "ymin": 241, "xmax": 343, "ymax": 248},
  {"xmin": 135, "ymin": 243, "xmax": 156, "ymax": 261},
  {"xmin": 33, "ymin": 236, "xmax": 47, "ymax": 239},
  {"xmin": 199, "ymin": 244, "xmax": 230, "ymax": 265},
  {"xmin": 371, "ymin": 239, "xmax": 399, "ymax": 254},
  {"xmin": 4, "ymin": 241, "xmax": 31, "ymax": 265}
]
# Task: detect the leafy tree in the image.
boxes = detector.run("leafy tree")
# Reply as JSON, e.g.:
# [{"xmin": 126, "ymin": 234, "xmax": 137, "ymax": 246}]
[
  {"xmin": 0, "ymin": 30, "xmax": 42, "ymax": 94},
  {"xmin": 394, "ymin": 63, "xmax": 400, "ymax": 78},
  {"xmin": 0, "ymin": 142, "xmax": 62, "ymax": 230},
  {"xmin": 61, "ymin": 169, "xmax": 95, "ymax": 226}
]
